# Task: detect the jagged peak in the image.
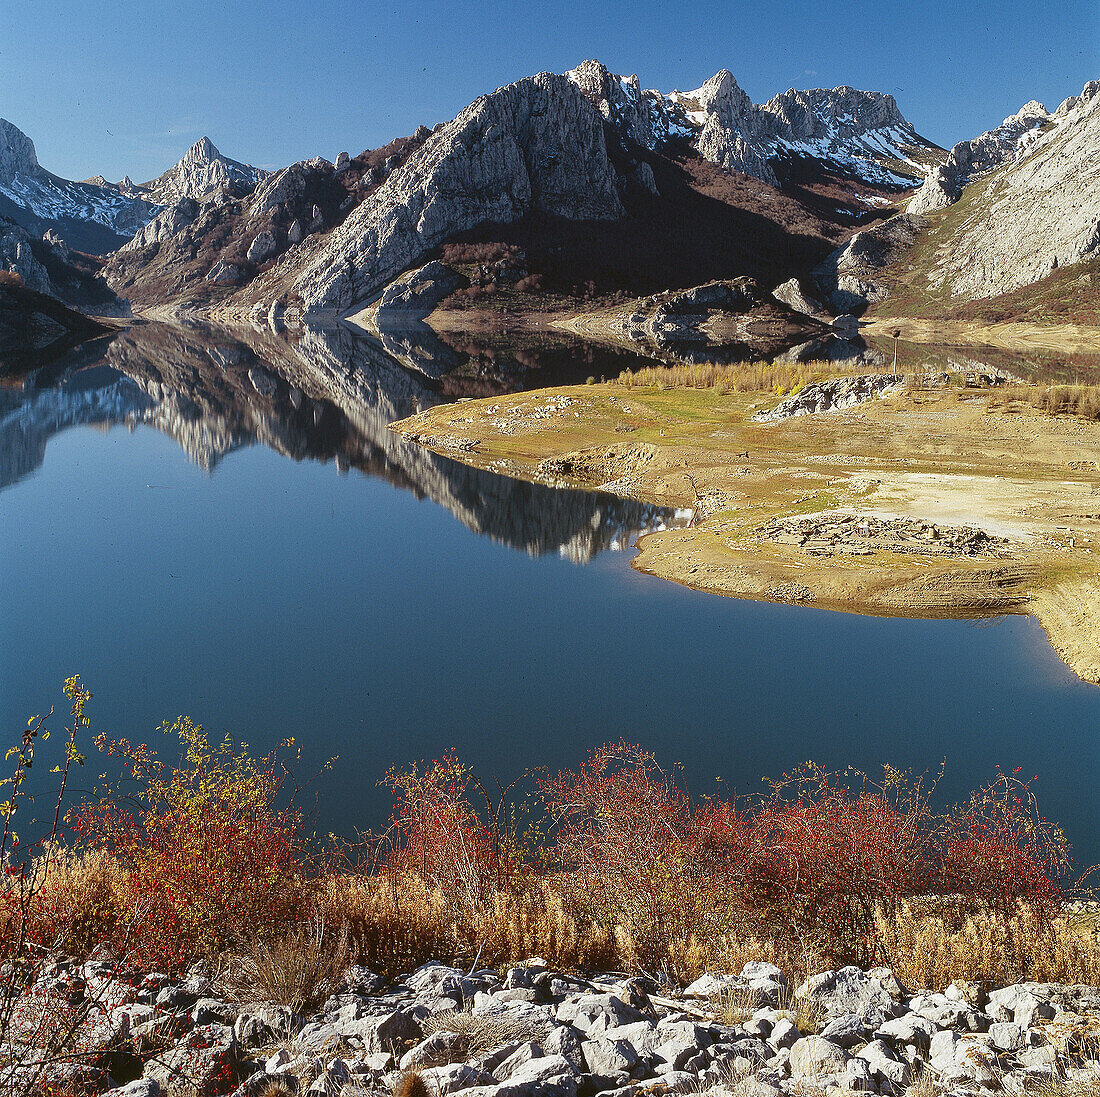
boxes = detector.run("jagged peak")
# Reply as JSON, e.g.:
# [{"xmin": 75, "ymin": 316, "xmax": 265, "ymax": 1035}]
[
  {"xmin": 181, "ymin": 136, "xmax": 221, "ymax": 166},
  {"xmin": 1003, "ymin": 100, "xmax": 1049, "ymax": 127}
]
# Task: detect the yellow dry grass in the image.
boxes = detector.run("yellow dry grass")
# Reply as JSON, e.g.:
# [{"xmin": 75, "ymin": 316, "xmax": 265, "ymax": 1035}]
[
  {"xmin": 19, "ymin": 851, "xmax": 1100, "ymax": 993},
  {"xmin": 989, "ymin": 384, "xmax": 1100, "ymax": 421},
  {"xmin": 615, "ymin": 359, "xmax": 892, "ymax": 394},
  {"xmin": 875, "ymin": 901, "xmax": 1100, "ymax": 989}
]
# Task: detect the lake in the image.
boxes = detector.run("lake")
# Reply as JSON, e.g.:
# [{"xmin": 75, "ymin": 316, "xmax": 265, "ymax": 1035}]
[{"xmin": 3, "ymin": 321, "xmax": 1100, "ymax": 866}]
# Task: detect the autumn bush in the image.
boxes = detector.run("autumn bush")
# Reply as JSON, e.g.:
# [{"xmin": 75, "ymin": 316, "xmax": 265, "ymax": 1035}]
[
  {"xmin": 70, "ymin": 717, "xmax": 309, "ymax": 968},
  {"xmin": 3, "ymin": 679, "xmax": 1087, "ymax": 989}
]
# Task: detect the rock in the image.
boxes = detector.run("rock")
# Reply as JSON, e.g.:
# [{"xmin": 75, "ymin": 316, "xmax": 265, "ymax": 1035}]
[
  {"xmin": 401, "ymin": 1030, "xmax": 469, "ymax": 1069},
  {"xmin": 544, "ymin": 1024, "xmax": 587, "ymax": 1073},
  {"xmin": 766, "ymin": 1018, "xmax": 798, "ymax": 1050},
  {"xmin": 280, "ymin": 71, "xmax": 625, "ymax": 312},
  {"xmin": 247, "ymin": 230, "xmax": 277, "ymax": 264},
  {"xmin": 811, "ymin": 214, "xmax": 924, "ymax": 315},
  {"xmin": 581, "ymin": 1038, "xmax": 639, "ymax": 1076},
  {"xmin": 287, "ymin": 219, "xmax": 303, "ymax": 245},
  {"xmin": 419, "ymin": 1062, "xmax": 495, "ymax": 1092},
  {"xmin": 628, "ymin": 161, "xmax": 659, "ymax": 196},
  {"xmin": 557, "ymin": 995, "xmax": 644, "ymax": 1035},
  {"xmin": 818, "ymin": 1015, "xmax": 869, "ymax": 1049},
  {"xmin": 493, "ymin": 1042, "xmax": 546, "ymax": 1080},
  {"xmin": 42, "ymin": 229, "xmax": 69, "ymax": 260},
  {"xmin": 0, "ymin": 222, "xmax": 52, "ymax": 293},
  {"xmin": 335, "ymin": 152, "xmax": 350, "ymax": 172},
  {"xmin": 788, "ymin": 1035, "xmax": 849, "ymax": 1077},
  {"xmin": 855, "ymin": 1038, "xmax": 909, "ymax": 1086},
  {"xmin": 496, "ymin": 1054, "xmax": 580, "ymax": 1097},
  {"xmin": 342, "ymin": 966, "xmax": 386, "ymax": 996},
  {"xmin": 874, "ymin": 1014, "xmax": 935, "ymax": 1049},
  {"xmin": 206, "ymin": 258, "xmax": 242, "ymax": 283},
  {"xmin": 104, "ymin": 1082, "xmax": 161, "ymax": 1097},
  {"xmin": 372, "ymin": 261, "xmax": 468, "ymax": 322},
  {"xmin": 772, "ymin": 277, "xmax": 829, "ymax": 319},
  {"xmin": 987, "ymin": 985, "xmax": 1057, "ymax": 1028},
  {"xmin": 143, "ymin": 1023, "xmax": 243, "ymax": 1097},
  {"xmin": 754, "ymin": 374, "xmax": 903, "ymax": 422},
  {"xmin": 683, "ymin": 973, "xmax": 742, "ymax": 998},
  {"xmin": 989, "ymin": 1022, "xmax": 1026, "ymax": 1052}
]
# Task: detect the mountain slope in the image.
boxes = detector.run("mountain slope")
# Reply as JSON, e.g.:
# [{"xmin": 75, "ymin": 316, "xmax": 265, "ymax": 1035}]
[
  {"xmin": 0, "ymin": 120, "xmax": 265, "ymax": 254},
  {"xmin": 111, "ymin": 62, "xmax": 925, "ymax": 316},
  {"xmin": 808, "ymin": 79, "xmax": 1100, "ymax": 318},
  {"xmin": 0, "ymin": 118, "xmax": 157, "ymax": 252},
  {"xmin": 249, "ymin": 71, "xmax": 625, "ymax": 312}
]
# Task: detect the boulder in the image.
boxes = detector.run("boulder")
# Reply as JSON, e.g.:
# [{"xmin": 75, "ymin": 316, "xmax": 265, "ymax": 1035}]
[
  {"xmin": 788, "ymin": 1035, "xmax": 849, "ymax": 1077},
  {"xmin": 246, "ymin": 231, "xmax": 277, "ymax": 264},
  {"xmin": 143, "ymin": 1023, "xmax": 243, "ymax": 1097}
]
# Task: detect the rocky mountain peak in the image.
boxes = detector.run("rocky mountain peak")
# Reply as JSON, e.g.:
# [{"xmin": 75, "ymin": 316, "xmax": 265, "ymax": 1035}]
[
  {"xmin": 182, "ymin": 136, "xmax": 220, "ymax": 166},
  {"xmin": 761, "ymin": 86, "xmax": 906, "ymax": 139},
  {"xmin": 566, "ymin": 62, "xmax": 937, "ymax": 190},
  {"xmin": 259, "ymin": 70, "xmax": 624, "ymax": 312},
  {"xmin": 695, "ymin": 69, "xmax": 754, "ymax": 119},
  {"xmin": 146, "ymin": 136, "xmax": 264, "ymax": 204},
  {"xmin": 0, "ymin": 118, "xmax": 41, "ymax": 185}
]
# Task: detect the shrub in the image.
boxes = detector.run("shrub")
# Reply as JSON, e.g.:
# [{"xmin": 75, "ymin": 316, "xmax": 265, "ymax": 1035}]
[
  {"xmin": 440, "ymin": 242, "xmax": 524, "ymax": 266},
  {"xmin": 0, "ymin": 679, "xmax": 128, "ymax": 1097},
  {"xmin": 539, "ymin": 742, "xmax": 704, "ymax": 974},
  {"xmin": 378, "ymin": 752, "xmax": 528, "ymax": 920},
  {"xmin": 72, "ymin": 718, "xmax": 308, "ymax": 968}
]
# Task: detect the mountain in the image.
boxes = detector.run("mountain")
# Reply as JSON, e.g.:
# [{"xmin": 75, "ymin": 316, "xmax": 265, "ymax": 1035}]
[
  {"xmin": 90, "ymin": 61, "xmax": 1095, "ymax": 327},
  {"xmin": 142, "ymin": 136, "xmax": 266, "ymax": 204},
  {"xmin": 106, "ymin": 62, "xmax": 929, "ymax": 316},
  {"xmin": 0, "ymin": 120, "xmax": 265, "ymax": 254},
  {"xmin": 807, "ymin": 79, "xmax": 1100, "ymax": 317},
  {"xmin": 0, "ymin": 118, "xmax": 158, "ymax": 252},
  {"xmin": 565, "ymin": 60, "xmax": 942, "ymax": 189}
]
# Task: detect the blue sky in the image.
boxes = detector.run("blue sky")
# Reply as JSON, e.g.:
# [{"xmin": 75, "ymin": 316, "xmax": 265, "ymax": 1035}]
[{"xmin": 2, "ymin": 0, "xmax": 1097, "ymax": 182}]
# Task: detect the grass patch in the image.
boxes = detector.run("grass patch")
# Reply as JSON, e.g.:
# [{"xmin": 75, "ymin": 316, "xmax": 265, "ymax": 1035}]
[
  {"xmin": 617, "ymin": 359, "xmax": 893, "ymax": 394},
  {"xmin": 988, "ymin": 383, "xmax": 1100, "ymax": 421}
]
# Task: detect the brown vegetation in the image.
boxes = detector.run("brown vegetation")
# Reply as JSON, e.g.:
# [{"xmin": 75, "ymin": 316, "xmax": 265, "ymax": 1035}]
[
  {"xmin": 616, "ymin": 358, "xmax": 893, "ymax": 393},
  {"xmin": 988, "ymin": 383, "xmax": 1100, "ymax": 421},
  {"xmin": 4, "ymin": 687, "xmax": 1099, "ymax": 1035}
]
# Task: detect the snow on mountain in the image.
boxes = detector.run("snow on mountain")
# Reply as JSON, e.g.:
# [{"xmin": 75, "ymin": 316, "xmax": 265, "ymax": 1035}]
[
  {"xmin": 0, "ymin": 120, "xmax": 264, "ymax": 254},
  {"xmin": 1, "ymin": 118, "xmax": 159, "ymax": 252},
  {"xmin": 566, "ymin": 60, "xmax": 943, "ymax": 189}
]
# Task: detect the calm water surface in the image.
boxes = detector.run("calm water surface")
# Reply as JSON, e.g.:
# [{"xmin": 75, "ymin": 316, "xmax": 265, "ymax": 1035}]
[{"xmin": 3, "ymin": 322, "xmax": 1100, "ymax": 862}]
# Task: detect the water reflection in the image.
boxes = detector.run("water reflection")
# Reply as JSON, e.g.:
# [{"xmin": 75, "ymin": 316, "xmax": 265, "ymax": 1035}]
[{"xmin": 1, "ymin": 320, "xmax": 687, "ymax": 562}]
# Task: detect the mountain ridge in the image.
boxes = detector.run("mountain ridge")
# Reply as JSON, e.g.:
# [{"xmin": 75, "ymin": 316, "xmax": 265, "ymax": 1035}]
[{"xmin": 0, "ymin": 119, "xmax": 263, "ymax": 253}]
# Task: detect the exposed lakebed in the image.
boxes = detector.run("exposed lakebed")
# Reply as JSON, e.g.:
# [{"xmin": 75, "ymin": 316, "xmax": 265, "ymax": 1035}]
[{"xmin": 3, "ymin": 322, "xmax": 1100, "ymax": 864}]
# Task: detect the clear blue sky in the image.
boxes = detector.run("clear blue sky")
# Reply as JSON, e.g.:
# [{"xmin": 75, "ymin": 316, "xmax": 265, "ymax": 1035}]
[{"xmin": 2, "ymin": 0, "xmax": 1097, "ymax": 183}]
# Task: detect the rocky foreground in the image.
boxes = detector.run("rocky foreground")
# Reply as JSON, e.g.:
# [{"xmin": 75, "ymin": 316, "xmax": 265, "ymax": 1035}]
[{"xmin": 21, "ymin": 959, "xmax": 1100, "ymax": 1097}]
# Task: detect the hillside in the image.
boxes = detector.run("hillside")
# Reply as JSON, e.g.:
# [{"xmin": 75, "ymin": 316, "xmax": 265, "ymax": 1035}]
[
  {"xmin": 102, "ymin": 62, "xmax": 934, "ymax": 319},
  {"xmin": 806, "ymin": 80, "xmax": 1100, "ymax": 323}
]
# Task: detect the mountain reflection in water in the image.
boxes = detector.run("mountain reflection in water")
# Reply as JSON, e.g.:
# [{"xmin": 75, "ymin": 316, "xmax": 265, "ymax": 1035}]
[{"xmin": 0, "ymin": 320, "xmax": 690, "ymax": 562}]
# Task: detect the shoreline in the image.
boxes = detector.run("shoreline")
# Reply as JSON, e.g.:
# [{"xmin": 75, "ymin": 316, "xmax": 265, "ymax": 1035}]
[{"xmin": 390, "ymin": 369, "xmax": 1100, "ymax": 685}]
